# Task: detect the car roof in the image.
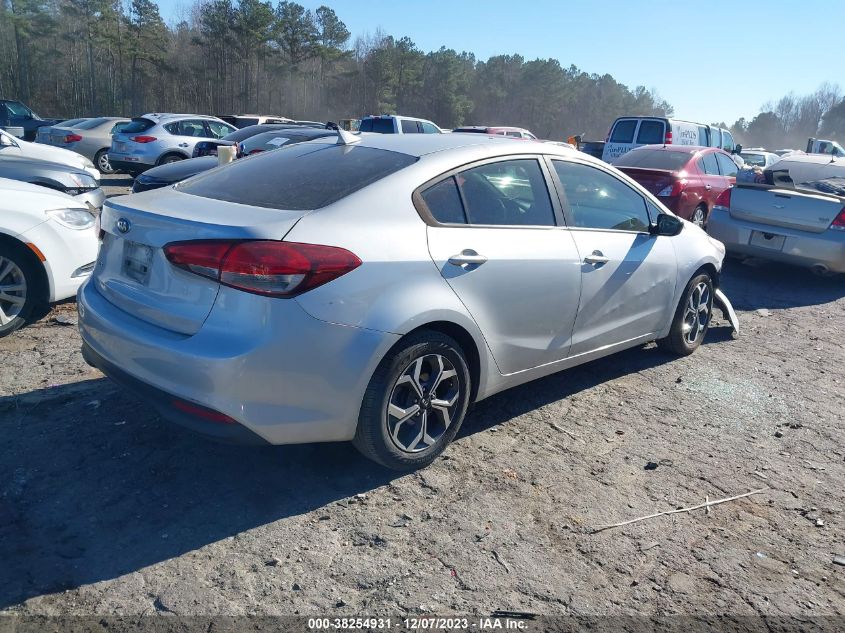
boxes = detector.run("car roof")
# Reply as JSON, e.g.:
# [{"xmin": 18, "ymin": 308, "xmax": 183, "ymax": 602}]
[
  {"xmin": 141, "ymin": 113, "xmax": 223, "ymax": 122},
  {"xmin": 634, "ymin": 144, "xmax": 715, "ymax": 154},
  {"xmin": 305, "ymin": 130, "xmax": 577, "ymax": 160}
]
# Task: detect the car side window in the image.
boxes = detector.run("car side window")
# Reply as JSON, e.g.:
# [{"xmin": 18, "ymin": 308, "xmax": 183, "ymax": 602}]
[
  {"xmin": 716, "ymin": 153, "xmax": 738, "ymax": 177},
  {"xmin": 420, "ymin": 177, "xmax": 467, "ymax": 224},
  {"xmin": 552, "ymin": 160, "xmax": 650, "ymax": 232},
  {"xmin": 401, "ymin": 120, "xmax": 421, "ymax": 134},
  {"xmin": 506, "ymin": 131, "xmax": 521, "ymax": 138},
  {"xmin": 110, "ymin": 122, "xmax": 130, "ymax": 135},
  {"xmin": 206, "ymin": 121, "xmax": 232, "ymax": 139},
  {"xmin": 636, "ymin": 120, "xmax": 664, "ymax": 144},
  {"xmin": 420, "ymin": 122, "xmax": 439, "ymax": 134},
  {"xmin": 456, "ymin": 159, "xmax": 556, "ymax": 226},
  {"xmin": 701, "ymin": 152, "xmax": 719, "ymax": 175},
  {"xmin": 610, "ymin": 119, "xmax": 636, "ymax": 143}
]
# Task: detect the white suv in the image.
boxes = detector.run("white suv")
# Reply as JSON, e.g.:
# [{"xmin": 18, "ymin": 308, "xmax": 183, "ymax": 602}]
[
  {"xmin": 358, "ymin": 115, "xmax": 442, "ymax": 134},
  {"xmin": 108, "ymin": 113, "xmax": 237, "ymax": 176}
]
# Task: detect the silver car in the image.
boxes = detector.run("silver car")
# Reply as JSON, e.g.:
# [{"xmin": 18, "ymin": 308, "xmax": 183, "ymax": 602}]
[
  {"xmin": 108, "ymin": 113, "xmax": 236, "ymax": 176},
  {"xmin": 42, "ymin": 117, "xmax": 130, "ymax": 174},
  {"xmin": 78, "ymin": 134, "xmax": 737, "ymax": 470},
  {"xmin": 34, "ymin": 118, "xmax": 91, "ymax": 144}
]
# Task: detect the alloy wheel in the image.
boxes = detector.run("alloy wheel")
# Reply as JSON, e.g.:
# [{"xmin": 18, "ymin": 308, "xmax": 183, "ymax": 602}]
[
  {"xmin": 98, "ymin": 152, "xmax": 112, "ymax": 173},
  {"xmin": 692, "ymin": 207, "xmax": 706, "ymax": 227},
  {"xmin": 386, "ymin": 354, "xmax": 460, "ymax": 453},
  {"xmin": 682, "ymin": 281, "xmax": 710, "ymax": 345},
  {"xmin": 0, "ymin": 256, "xmax": 27, "ymax": 326}
]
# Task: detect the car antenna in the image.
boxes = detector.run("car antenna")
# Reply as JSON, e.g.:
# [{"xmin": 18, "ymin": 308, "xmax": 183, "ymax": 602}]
[{"xmin": 336, "ymin": 128, "xmax": 360, "ymax": 145}]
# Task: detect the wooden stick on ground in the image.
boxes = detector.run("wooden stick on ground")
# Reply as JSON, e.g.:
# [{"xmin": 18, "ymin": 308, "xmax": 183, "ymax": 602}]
[{"xmin": 591, "ymin": 488, "xmax": 768, "ymax": 534}]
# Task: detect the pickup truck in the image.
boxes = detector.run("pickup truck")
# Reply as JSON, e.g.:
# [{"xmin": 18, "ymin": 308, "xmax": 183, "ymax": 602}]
[
  {"xmin": 0, "ymin": 99, "xmax": 63, "ymax": 141},
  {"xmin": 707, "ymin": 178, "xmax": 845, "ymax": 275},
  {"xmin": 806, "ymin": 137, "xmax": 845, "ymax": 157}
]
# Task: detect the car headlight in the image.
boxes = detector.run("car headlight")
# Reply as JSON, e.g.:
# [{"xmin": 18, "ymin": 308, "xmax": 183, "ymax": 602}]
[
  {"xmin": 68, "ymin": 172, "xmax": 99, "ymax": 189},
  {"xmin": 46, "ymin": 208, "xmax": 96, "ymax": 230}
]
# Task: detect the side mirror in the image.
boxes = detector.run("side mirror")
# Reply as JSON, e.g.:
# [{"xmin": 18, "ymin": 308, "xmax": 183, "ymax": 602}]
[{"xmin": 650, "ymin": 213, "xmax": 684, "ymax": 237}]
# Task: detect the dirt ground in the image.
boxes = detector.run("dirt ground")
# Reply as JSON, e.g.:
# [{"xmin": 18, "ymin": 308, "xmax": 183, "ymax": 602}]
[{"xmin": 1, "ymin": 211, "xmax": 843, "ymax": 619}]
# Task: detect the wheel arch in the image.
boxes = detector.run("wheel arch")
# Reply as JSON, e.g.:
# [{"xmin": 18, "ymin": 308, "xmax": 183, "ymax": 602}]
[
  {"xmin": 0, "ymin": 231, "xmax": 51, "ymax": 304},
  {"xmin": 157, "ymin": 150, "xmax": 189, "ymax": 164}
]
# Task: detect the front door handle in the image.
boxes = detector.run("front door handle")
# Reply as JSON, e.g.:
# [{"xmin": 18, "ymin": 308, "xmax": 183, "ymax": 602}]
[
  {"xmin": 584, "ymin": 250, "xmax": 609, "ymax": 265},
  {"xmin": 178, "ymin": 143, "xmax": 189, "ymax": 147},
  {"xmin": 448, "ymin": 250, "xmax": 488, "ymax": 267}
]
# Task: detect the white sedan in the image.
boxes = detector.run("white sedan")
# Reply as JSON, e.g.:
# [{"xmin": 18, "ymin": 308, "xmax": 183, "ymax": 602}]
[
  {"xmin": 0, "ymin": 127, "xmax": 100, "ymax": 180},
  {"xmin": 0, "ymin": 178, "xmax": 99, "ymax": 336}
]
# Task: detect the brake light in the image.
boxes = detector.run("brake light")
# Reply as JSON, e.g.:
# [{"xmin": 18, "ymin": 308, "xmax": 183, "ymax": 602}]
[
  {"xmin": 831, "ymin": 206, "xmax": 845, "ymax": 231},
  {"xmin": 163, "ymin": 240, "xmax": 362, "ymax": 297},
  {"xmin": 131, "ymin": 135, "xmax": 157, "ymax": 143},
  {"xmin": 714, "ymin": 187, "xmax": 732, "ymax": 209},
  {"xmin": 657, "ymin": 180, "xmax": 683, "ymax": 197},
  {"xmin": 664, "ymin": 130, "xmax": 673, "ymax": 145},
  {"xmin": 64, "ymin": 133, "xmax": 82, "ymax": 143}
]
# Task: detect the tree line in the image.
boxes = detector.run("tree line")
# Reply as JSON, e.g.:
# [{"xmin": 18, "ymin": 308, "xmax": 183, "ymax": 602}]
[
  {"xmin": 726, "ymin": 83, "xmax": 844, "ymax": 150},
  {"xmin": 1, "ymin": 0, "xmax": 673, "ymax": 138}
]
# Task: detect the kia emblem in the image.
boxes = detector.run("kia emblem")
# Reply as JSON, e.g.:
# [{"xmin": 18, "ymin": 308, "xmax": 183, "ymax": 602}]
[{"xmin": 116, "ymin": 218, "xmax": 131, "ymax": 234}]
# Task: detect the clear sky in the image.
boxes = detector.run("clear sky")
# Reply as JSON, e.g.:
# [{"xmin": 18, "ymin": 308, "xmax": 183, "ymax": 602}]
[{"xmin": 155, "ymin": 0, "xmax": 842, "ymax": 125}]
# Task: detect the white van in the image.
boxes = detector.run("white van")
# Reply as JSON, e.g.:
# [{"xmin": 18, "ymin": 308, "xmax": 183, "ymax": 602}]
[{"xmin": 601, "ymin": 117, "xmax": 736, "ymax": 162}]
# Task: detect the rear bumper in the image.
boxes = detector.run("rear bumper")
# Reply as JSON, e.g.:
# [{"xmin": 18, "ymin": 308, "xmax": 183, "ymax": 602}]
[
  {"xmin": 109, "ymin": 157, "xmax": 156, "ymax": 175},
  {"xmin": 77, "ymin": 279, "xmax": 400, "ymax": 445},
  {"xmin": 707, "ymin": 207, "xmax": 845, "ymax": 273},
  {"xmin": 81, "ymin": 341, "xmax": 269, "ymax": 444}
]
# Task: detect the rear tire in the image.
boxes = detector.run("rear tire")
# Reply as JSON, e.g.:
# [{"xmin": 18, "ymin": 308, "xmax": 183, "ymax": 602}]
[
  {"xmin": 657, "ymin": 272, "xmax": 713, "ymax": 356},
  {"xmin": 691, "ymin": 205, "xmax": 707, "ymax": 228},
  {"xmin": 158, "ymin": 153, "xmax": 184, "ymax": 166},
  {"xmin": 353, "ymin": 331, "xmax": 471, "ymax": 471},
  {"xmin": 0, "ymin": 242, "xmax": 44, "ymax": 338},
  {"xmin": 95, "ymin": 149, "xmax": 114, "ymax": 174}
]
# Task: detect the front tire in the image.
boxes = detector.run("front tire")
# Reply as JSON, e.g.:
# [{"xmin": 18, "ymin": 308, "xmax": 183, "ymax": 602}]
[
  {"xmin": 353, "ymin": 331, "xmax": 471, "ymax": 471},
  {"xmin": 691, "ymin": 205, "xmax": 707, "ymax": 228},
  {"xmin": 657, "ymin": 272, "xmax": 713, "ymax": 355},
  {"xmin": 0, "ymin": 243, "xmax": 43, "ymax": 338}
]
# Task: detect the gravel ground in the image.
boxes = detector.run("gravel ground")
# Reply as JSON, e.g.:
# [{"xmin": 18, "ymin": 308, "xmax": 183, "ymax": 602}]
[{"xmin": 0, "ymin": 237, "xmax": 843, "ymax": 619}]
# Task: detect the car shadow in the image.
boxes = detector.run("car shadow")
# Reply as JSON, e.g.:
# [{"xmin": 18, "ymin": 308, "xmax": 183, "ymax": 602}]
[
  {"xmin": 0, "ymin": 334, "xmax": 704, "ymax": 609},
  {"xmin": 719, "ymin": 258, "xmax": 845, "ymax": 310}
]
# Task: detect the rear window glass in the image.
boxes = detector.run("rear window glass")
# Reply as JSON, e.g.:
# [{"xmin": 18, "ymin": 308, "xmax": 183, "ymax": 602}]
[
  {"xmin": 452, "ymin": 128, "xmax": 486, "ymax": 133},
  {"xmin": 121, "ymin": 118, "xmax": 155, "ymax": 134},
  {"xmin": 421, "ymin": 177, "xmax": 466, "ymax": 224},
  {"xmin": 359, "ymin": 118, "xmax": 395, "ymax": 133},
  {"xmin": 636, "ymin": 120, "xmax": 664, "ymax": 144},
  {"xmin": 401, "ymin": 120, "xmax": 421, "ymax": 133},
  {"xmin": 701, "ymin": 152, "xmax": 719, "ymax": 175},
  {"xmin": 740, "ymin": 153, "xmax": 767, "ymax": 167},
  {"xmin": 613, "ymin": 149, "xmax": 692, "ymax": 171},
  {"xmin": 74, "ymin": 117, "xmax": 109, "ymax": 130},
  {"xmin": 610, "ymin": 119, "xmax": 637, "ymax": 143},
  {"xmin": 178, "ymin": 144, "xmax": 417, "ymax": 210}
]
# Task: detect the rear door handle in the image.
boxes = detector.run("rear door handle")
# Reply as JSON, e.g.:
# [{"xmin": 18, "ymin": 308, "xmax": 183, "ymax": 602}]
[
  {"xmin": 705, "ymin": 184, "xmax": 712, "ymax": 190},
  {"xmin": 584, "ymin": 251, "xmax": 609, "ymax": 265},
  {"xmin": 448, "ymin": 250, "xmax": 488, "ymax": 267},
  {"xmin": 178, "ymin": 143, "xmax": 189, "ymax": 147}
]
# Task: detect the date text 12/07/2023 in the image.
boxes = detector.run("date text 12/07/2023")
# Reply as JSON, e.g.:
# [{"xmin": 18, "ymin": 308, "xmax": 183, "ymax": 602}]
[{"xmin": 307, "ymin": 617, "xmax": 529, "ymax": 630}]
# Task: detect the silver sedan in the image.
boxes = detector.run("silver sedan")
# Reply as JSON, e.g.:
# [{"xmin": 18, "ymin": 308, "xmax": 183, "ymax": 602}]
[
  {"xmin": 42, "ymin": 116, "xmax": 130, "ymax": 174},
  {"xmin": 78, "ymin": 133, "xmax": 737, "ymax": 470}
]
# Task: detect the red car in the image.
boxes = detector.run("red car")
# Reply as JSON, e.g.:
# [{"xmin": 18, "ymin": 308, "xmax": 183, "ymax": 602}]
[{"xmin": 613, "ymin": 144, "xmax": 737, "ymax": 226}]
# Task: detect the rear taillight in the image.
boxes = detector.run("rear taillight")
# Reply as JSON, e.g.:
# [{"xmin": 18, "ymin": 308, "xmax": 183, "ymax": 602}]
[
  {"xmin": 657, "ymin": 180, "xmax": 683, "ymax": 197},
  {"xmin": 664, "ymin": 130, "xmax": 673, "ymax": 145},
  {"xmin": 131, "ymin": 135, "xmax": 157, "ymax": 143},
  {"xmin": 831, "ymin": 206, "xmax": 845, "ymax": 231},
  {"xmin": 64, "ymin": 133, "xmax": 82, "ymax": 143},
  {"xmin": 163, "ymin": 240, "xmax": 362, "ymax": 297},
  {"xmin": 714, "ymin": 187, "xmax": 732, "ymax": 209}
]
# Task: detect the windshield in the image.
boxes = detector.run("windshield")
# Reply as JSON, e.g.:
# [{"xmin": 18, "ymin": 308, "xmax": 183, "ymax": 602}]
[
  {"xmin": 613, "ymin": 148, "xmax": 692, "ymax": 171},
  {"xmin": 740, "ymin": 152, "xmax": 767, "ymax": 167},
  {"xmin": 359, "ymin": 118, "xmax": 395, "ymax": 133},
  {"xmin": 74, "ymin": 117, "xmax": 111, "ymax": 130},
  {"xmin": 178, "ymin": 143, "xmax": 417, "ymax": 210}
]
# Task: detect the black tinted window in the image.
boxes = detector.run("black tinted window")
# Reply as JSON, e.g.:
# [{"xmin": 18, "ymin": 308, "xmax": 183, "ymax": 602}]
[
  {"xmin": 701, "ymin": 152, "xmax": 719, "ymax": 175},
  {"xmin": 401, "ymin": 120, "xmax": 421, "ymax": 133},
  {"xmin": 121, "ymin": 118, "xmax": 155, "ymax": 134},
  {"xmin": 178, "ymin": 144, "xmax": 417, "ymax": 210},
  {"xmin": 421, "ymin": 177, "xmax": 466, "ymax": 224},
  {"xmin": 359, "ymin": 118, "xmax": 394, "ymax": 133},
  {"xmin": 614, "ymin": 149, "xmax": 693, "ymax": 170},
  {"xmin": 553, "ymin": 160, "xmax": 650, "ymax": 232},
  {"xmin": 457, "ymin": 159, "xmax": 555, "ymax": 226},
  {"xmin": 716, "ymin": 153, "xmax": 738, "ymax": 177},
  {"xmin": 610, "ymin": 119, "xmax": 637, "ymax": 143},
  {"xmin": 636, "ymin": 120, "xmax": 664, "ymax": 144}
]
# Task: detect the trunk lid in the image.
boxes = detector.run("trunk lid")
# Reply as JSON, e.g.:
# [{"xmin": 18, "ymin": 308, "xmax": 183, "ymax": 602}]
[
  {"xmin": 93, "ymin": 188, "xmax": 306, "ymax": 334},
  {"xmin": 729, "ymin": 185, "xmax": 844, "ymax": 234},
  {"xmin": 617, "ymin": 167, "xmax": 677, "ymax": 197}
]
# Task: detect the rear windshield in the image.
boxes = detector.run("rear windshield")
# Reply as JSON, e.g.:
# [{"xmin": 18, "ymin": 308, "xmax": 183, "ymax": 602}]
[
  {"xmin": 178, "ymin": 143, "xmax": 418, "ymax": 210},
  {"xmin": 452, "ymin": 128, "xmax": 486, "ymax": 133},
  {"xmin": 359, "ymin": 118, "xmax": 395, "ymax": 133},
  {"xmin": 74, "ymin": 117, "xmax": 110, "ymax": 130},
  {"xmin": 120, "ymin": 118, "xmax": 155, "ymax": 134},
  {"xmin": 609, "ymin": 119, "xmax": 637, "ymax": 143},
  {"xmin": 636, "ymin": 120, "xmax": 664, "ymax": 144},
  {"xmin": 234, "ymin": 117, "xmax": 259, "ymax": 128},
  {"xmin": 740, "ymin": 153, "xmax": 767, "ymax": 167},
  {"xmin": 614, "ymin": 149, "xmax": 693, "ymax": 171}
]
